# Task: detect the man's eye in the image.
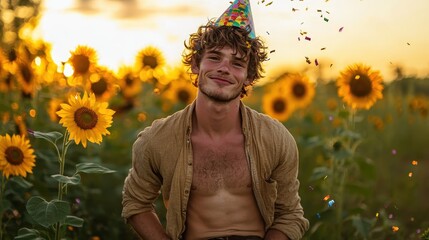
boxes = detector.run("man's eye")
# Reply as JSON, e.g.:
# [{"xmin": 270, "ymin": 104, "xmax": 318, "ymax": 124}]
[{"xmin": 233, "ymin": 62, "xmax": 245, "ymax": 68}]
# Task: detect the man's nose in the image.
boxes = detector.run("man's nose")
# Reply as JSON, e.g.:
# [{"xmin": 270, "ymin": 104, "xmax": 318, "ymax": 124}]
[{"xmin": 217, "ymin": 59, "xmax": 231, "ymax": 73}]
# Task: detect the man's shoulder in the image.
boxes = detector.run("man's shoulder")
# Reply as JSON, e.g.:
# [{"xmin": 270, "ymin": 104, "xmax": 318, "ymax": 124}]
[{"xmin": 137, "ymin": 106, "xmax": 190, "ymax": 139}]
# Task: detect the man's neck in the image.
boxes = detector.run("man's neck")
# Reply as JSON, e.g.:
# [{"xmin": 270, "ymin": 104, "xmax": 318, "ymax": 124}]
[{"xmin": 193, "ymin": 95, "xmax": 242, "ymax": 138}]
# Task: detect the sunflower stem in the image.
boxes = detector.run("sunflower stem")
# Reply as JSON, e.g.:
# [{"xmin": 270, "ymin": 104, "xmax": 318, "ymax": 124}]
[{"xmin": 55, "ymin": 130, "xmax": 70, "ymax": 240}]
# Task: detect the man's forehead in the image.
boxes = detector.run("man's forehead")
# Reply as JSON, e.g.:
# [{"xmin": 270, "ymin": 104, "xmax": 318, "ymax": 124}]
[{"xmin": 206, "ymin": 46, "xmax": 247, "ymax": 59}]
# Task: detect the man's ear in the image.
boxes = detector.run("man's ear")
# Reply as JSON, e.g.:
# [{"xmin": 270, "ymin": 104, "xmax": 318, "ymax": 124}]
[
  {"xmin": 244, "ymin": 78, "xmax": 252, "ymax": 86},
  {"xmin": 191, "ymin": 64, "xmax": 199, "ymax": 74}
]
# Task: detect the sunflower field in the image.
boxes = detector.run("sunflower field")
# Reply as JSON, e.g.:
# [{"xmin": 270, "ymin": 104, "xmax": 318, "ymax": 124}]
[{"xmin": 1, "ymin": 2, "xmax": 429, "ymax": 240}]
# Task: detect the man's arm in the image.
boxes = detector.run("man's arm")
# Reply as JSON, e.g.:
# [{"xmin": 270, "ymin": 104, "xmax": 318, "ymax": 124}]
[
  {"xmin": 265, "ymin": 229, "xmax": 290, "ymax": 240},
  {"xmin": 128, "ymin": 211, "xmax": 171, "ymax": 240}
]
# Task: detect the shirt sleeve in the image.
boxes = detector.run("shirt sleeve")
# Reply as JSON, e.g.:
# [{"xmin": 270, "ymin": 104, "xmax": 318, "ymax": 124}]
[
  {"xmin": 269, "ymin": 125, "xmax": 310, "ymax": 240},
  {"xmin": 122, "ymin": 129, "xmax": 163, "ymax": 221}
]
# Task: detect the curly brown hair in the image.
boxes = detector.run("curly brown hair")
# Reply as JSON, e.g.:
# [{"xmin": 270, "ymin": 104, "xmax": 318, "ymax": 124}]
[{"xmin": 182, "ymin": 19, "xmax": 268, "ymax": 97}]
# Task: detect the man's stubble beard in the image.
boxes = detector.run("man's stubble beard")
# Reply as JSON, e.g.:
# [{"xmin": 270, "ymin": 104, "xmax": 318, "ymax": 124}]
[{"xmin": 198, "ymin": 80, "xmax": 243, "ymax": 103}]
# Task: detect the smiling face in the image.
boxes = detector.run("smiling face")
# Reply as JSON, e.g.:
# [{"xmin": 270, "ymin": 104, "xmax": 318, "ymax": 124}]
[{"xmin": 192, "ymin": 46, "xmax": 250, "ymax": 103}]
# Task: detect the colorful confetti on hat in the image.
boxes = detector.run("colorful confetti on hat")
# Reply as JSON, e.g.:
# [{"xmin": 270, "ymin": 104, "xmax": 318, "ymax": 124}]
[{"xmin": 214, "ymin": 0, "xmax": 256, "ymax": 38}]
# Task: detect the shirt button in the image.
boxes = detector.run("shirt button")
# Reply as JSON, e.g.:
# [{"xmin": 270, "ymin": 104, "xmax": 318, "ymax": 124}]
[
  {"xmin": 188, "ymin": 162, "xmax": 192, "ymax": 166},
  {"xmin": 184, "ymin": 190, "xmax": 189, "ymax": 194}
]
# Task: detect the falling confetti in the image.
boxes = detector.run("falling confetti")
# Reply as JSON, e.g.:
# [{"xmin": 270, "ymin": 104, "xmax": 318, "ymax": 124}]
[
  {"xmin": 305, "ymin": 57, "xmax": 311, "ymax": 64},
  {"xmin": 323, "ymin": 195, "xmax": 330, "ymax": 201},
  {"xmin": 328, "ymin": 200, "xmax": 335, "ymax": 207},
  {"xmin": 321, "ymin": 47, "xmax": 326, "ymax": 50},
  {"xmin": 407, "ymin": 42, "xmax": 411, "ymax": 45},
  {"xmin": 392, "ymin": 226, "xmax": 400, "ymax": 232},
  {"xmin": 315, "ymin": 58, "xmax": 319, "ymax": 66},
  {"xmin": 265, "ymin": 1, "xmax": 273, "ymax": 6},
  {"xmin": 408, "ymin": 172, "xmax": 413, "ymax": 177},
  {"xmin": 392, "ymin": 149, "xmax": 397, "ymax": 155},
  {"xmin": 316, "ymin": 213, "xmax": 321, "ymax": 219},
  {"xmin": 412, "ymin": 160, "xmax": 418, "ymax": 165},
  {"xmin": 376, "ymin": 212, "xmax": 379, "ymax": 218},
  {"xmin": 339, "ymin": 27, "xmax": 344, "ymax": 32},
  {"xmin": 324, "ymin": 17, "xmax": 329, "ymax": 22},
  {"xmin": 305, "ymin": 36, "xmax": 311, "ymax": 41}
]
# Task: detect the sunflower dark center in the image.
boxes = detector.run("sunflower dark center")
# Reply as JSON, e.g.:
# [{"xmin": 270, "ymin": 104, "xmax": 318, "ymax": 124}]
[
  {"xmin": 19, "ymin": 63, "xmax": 33, "ymax": 83},
  {"xmin": 91, "ymin": 78, "xmax": 108, "ymax": 96},
  {"xmin": 5, "ymin": 146, "xmax": 24, "ymax": 165},
  {"xmin": 177, "ymin": 89, "xmax": 190, "ymax": 103},
  {"xmin": 333, "ymin": 141, "xmax": 342, "ymax": 151},
  {"xmin": 350, "ymin": 74, "xmax": 372, "ymax": 97},
  {"xmin": 292, "ymin": 83, "xmax": 306, "ymax": 98},
  {"xmin": 74, "ymin": 107, "xmax": 98, "ymax": 130},
  {"xmin": 8, "ymin": 49, "xmax": 17, "ymax": 62},
  {"xmin": 273, "ymin": 98, "xmax": 286, "ymax": 113},
  {"xmin": 125, "ymin": 75, "xmax": 134, "ymax": 86},
  {"xmin": 72, "ymin": 54, "xmax": 90, "ymax": 74},
  {"xmin": 143, "ymin": 55, "xmax": 158, "ymax": 69}
]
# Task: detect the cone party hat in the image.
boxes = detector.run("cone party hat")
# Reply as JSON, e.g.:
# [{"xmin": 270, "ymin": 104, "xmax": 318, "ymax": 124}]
[{"xmin": 214, "ymin": 0, "xmax": 256, "ymax": 38}]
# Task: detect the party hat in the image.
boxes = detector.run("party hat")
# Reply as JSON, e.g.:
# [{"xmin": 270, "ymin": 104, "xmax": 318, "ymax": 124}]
[{"xmin": 214, "ymin": 0, "xmax": 256, "ymax": 38}]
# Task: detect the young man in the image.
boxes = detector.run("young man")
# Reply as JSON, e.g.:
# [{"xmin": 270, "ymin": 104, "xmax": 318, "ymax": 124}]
[{"xmin": 122, "ymin": 0, "xmax": 309, "ymax": 239}]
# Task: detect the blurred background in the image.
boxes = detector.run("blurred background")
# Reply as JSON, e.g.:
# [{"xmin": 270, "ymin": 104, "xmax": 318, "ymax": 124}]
[{"xmin": 0, "ymin": 0, "xmax": 428, "ymax": 239}]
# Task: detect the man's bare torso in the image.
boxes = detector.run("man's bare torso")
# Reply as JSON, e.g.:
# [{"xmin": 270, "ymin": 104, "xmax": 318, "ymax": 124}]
[{"xmin": 184, "ymin": 131, "xmax": 265, "ymax": 239}]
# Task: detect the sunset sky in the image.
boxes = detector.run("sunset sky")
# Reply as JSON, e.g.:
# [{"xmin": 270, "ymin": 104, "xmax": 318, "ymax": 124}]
[{"xmin": 34, "ymin": 0, "xmax": 429, "ymax": 82}]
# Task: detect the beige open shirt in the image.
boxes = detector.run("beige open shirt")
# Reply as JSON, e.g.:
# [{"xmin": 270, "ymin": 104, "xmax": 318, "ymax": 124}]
[{"xmin": 122, "ymin": 101, "xmax": 309, "ymax": 239}]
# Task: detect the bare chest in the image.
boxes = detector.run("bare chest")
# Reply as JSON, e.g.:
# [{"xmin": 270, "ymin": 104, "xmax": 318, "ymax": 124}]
[{"xmin": 190, "ymin": 138, "xmax": 251, "ymax": 194}]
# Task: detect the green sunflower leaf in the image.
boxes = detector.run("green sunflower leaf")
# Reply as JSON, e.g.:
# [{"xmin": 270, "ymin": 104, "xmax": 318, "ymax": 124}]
[
  {"xmin": 51, "ymin": 174, "xmax": 81, "ymax": 185},
  {"xmin": 26, "ymin": 196, "xmax": 70, "ymax": 228},
  {"xmin": 30, "ymin": 130, "xmax": 63, "ymax": 145},
  {"xmin": 76, "ymin": 163, "xmax": 116, "ymax": 174},
  {"xmin": 9, "ymin": 176, "xmax": 33, "ymax": 189},
  {"xmin": 15, "ymin": 227, "xmax": 45, "ymax": 240},
  {"xmin": 64, "ymin": 215, "xmax": 84, "ymax": 227}
]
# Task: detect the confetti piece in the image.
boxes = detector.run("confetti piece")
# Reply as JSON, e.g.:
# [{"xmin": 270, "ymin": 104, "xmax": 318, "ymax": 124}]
[
  {"xmin": 305, "ymin": 36, "xmax": 311, "ymax": 41},
  {"xmin": 328, "ymin": 200, "xmax": 335, "ymax": 207},
  {"xmin": 292, "ymin": 8, "xmax": 299, "ymax": 12},
  {"xmin": 270, "ymin": 50, "xmax": 276, "ymax": 53},
  {"xmin": 412, "ymin": 160, "xmax": 418, "ymax": 165},
  {"xmin": 321, "ymin": 47, "xmax": 326, "ymax": 50},
  {"xmin": 266, "ymin": 31, "xmax": 270, "ymax": 35},
  {"xmin": 316, "ymin": 213, "xmax": 321, "ymax": 219},
  {"xmin": 392, "ymin": 149, "xmax": 397, "ymax": 155},
  {"xmin": 408, "ymin": 172, "xmax": 413, "ymax": 177},
  {"xmin": 305, "ymin": 57, "xmax": 311, "ymax": 64},
  {"xmin": 323, "ymin": 195, "xmax": 330, "ymax": 201},
  {"xmin": 376, "ymin": 212, "xmax": 379, "ymax": 218},
  {"xmin": 407, "ymin": 42, "xmax": 411, "ymax": 45},
  {"xmin": 330, "ymin": 63, "xmax": 333, "ymax": 68},
  {"xmin": 324, "ymin": 17, "xmax": 329, "ymax": 22},
  {"xmin": 315, "ymin": 59, "xmax": 319, "ymax": 66},
  {"xmin": 339, "ymin": 27, "xmax": 344, "ymax": 32},
  {"xmin": 265, "ymin": 1, "xmax": 273, "ymax": 6},
  {"xmin": 392, "ymin": 226, "xmax": 399, "ymax": 232},
  {"xmin": 323, "ymin": 175, "xmax": 328, "ymax": 180}
]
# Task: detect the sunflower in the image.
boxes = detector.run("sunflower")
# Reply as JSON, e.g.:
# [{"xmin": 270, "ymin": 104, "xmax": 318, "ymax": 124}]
[
  {"xmin": 162, "ymin": 79, "xmax": 197, "ymax": 105},
  {"xmin": 337, "ymin": 63, "xmax": 383, "ymax": 110},
  {"xmin": 0, "ymin": 48, "xmax": 8, "ymax": 80},
  {"xmin": 48, "ymin": 98, "xmax": 66, "ymax": 122},
  {"xmin": 282, "ymin": 73, "xmax": 315, "ymax": 109},
  {"xmin": 0, "ymin": 134, "xmax": 36, "ymax": 179},
  {"xmin": 56, "ymin": 91, "xmax": 115, "ymax": 148},
  {"xmin": 15, "ymin": 59, "xmax": 36, "ymax": 96},
  {"xmin": 117, "ymin": 66, "xmax": 142, "ymax": 99},
  {"xmin": 262, "ymin": 89, "xmax": 295, "ymax": 122},
  {"xmin": 135, "ymin": 46, "xmax": 166, "ymax": 82},
  {"xmin": 68, "ymin": 45, "xmax": 98, "ymax": 76},
  {"xmin": 85, "ymin": 67, "xmax": 118, "ymax": 102}
]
